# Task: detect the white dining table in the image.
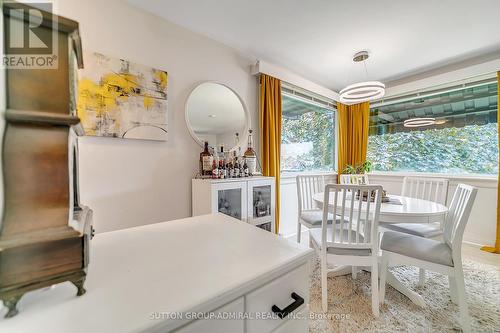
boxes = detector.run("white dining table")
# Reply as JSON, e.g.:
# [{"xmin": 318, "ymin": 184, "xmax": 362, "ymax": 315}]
[{"xmin": 312, "ymin": 192, "xmax": 448, "ymax": 308}]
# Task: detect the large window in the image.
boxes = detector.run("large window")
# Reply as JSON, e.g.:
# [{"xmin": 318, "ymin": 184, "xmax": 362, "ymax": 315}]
[
  {"xmin": 281, "ymin": 86, "xmax": 336, "ymax": 173},
  {"xmin": 367, "ymin": 79, "xmax": 498, "ymax": 174}
]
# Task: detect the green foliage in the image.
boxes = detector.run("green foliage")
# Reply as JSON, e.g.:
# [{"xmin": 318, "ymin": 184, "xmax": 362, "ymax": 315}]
[
  {"xmin": 281, "ymin": 111, "xmax": 334, "ymax": 172},
  {"xmin": 367, "ymin": 123, "xmax": 498, "ymax": 174},
  {"xmin": 343, "ymin": 161, "xmax": 372, "ymax": 174}
]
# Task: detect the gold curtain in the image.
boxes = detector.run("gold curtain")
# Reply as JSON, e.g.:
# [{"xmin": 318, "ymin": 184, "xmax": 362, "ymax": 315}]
[
  {"xmin": 259, "ymin": 74, "xmax": 282, "ymax": 234},
  {"xmin": 337, "ymin": 101, "xmax": 370, "ymax": 181},
  {"xmin": 481, "ymin": 71, "xmax": 500, "ymax": 254}
]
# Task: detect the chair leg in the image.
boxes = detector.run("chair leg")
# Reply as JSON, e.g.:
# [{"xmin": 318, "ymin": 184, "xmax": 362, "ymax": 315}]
[
  {"xmin": 296, "ymin": 222, "xmax": 302, "ymax": 243},
  {"xmin": 321, "ymin": 253, "xmax": 328, "ymax": 313},
  {"xmin": 417, "ymin": 268, "xmax": 426, "ymax": 287},
  {"xmin": 379, "ymin": 254, "xmax": 388, "ymax": 304},
  {"xmin": 371, "ymin": 257, "xmax": 380, "ymax": 317},
  {"xmin": 448, "ymin": 276, "xmax": 458, "ymax": 305},
  {"xmin": 454, "ymin": 266, "xmax": 471, "ymax": 332},
  {"xmin": 352, "ymin": 266, "xmax": 357, "ymax": 279}
]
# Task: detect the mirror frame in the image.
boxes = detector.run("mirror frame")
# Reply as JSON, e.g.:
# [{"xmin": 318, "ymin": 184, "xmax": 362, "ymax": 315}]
[{"xmin": 185, "ymin": 81, "xmax": 251, "ymax": 151}]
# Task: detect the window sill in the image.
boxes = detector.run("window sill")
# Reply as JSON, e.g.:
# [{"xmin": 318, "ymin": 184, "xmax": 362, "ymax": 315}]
[
  {"xmin": 280, "ymin": 170, "xmax": 338, "ymax": 180},
  {"xmin": 369, "ymin": 171, "xmax": 497, "ymax": 182}
]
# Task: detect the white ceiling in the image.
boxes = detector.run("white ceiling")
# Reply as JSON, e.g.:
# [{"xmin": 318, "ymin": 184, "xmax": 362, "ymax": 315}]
[{"xmin": 127, "ymin": 0, "xmax": 500, "ymax": 91}]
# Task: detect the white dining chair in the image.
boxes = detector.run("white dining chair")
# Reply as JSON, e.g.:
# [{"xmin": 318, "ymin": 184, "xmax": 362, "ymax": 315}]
[
  {"xmin": 401, "ymin": 176, "xmax": 449, "ymax": 205},
  {"xmin": 296, "ymin": 174, "xmax": 336, "ymax": 243},
  {"xmin": 380, "ymin": 184, "xmax": 477, "ymax": 332},
  {"xmin": 310, "ymin": 184, "xmax": 384, "ymax": 317},
  {"xmin": 339, "ymin": 174, "xmax": 370, "ymax": 185},
  {"xmin": 383, "ymin": 176, "xmax": 449, "ymax": 285}
]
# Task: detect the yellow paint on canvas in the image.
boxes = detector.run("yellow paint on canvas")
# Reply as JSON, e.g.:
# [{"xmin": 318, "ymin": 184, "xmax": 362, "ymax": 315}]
[
  {"xmin": 103, "ymin": 73, "xmax": 139, "ymax": 96},
  {"xmin": 143, "ymin": 95, "xmax": 154, "ymax": 108},
  {"xmin": 155, "ymin": 70, "xmax": 168, "ymax": 90},
  {"xmin": 77, "ymin": 56, "xmax": 168, "ymax": 139},
  {"xmin": 78, "ymin": 73, "xmax": 141, "ymax": 127}
]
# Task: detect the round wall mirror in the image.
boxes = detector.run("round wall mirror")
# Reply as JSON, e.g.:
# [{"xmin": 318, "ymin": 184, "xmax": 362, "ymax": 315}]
[{"xmin": 185, "ymin": 82, "xmax": 249, "ymax": 151}]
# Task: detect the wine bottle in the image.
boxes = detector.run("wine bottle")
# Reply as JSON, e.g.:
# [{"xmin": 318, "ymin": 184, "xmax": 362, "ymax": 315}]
[
  {"xmin": 244, "ymin": 129, "xmax": 257, "ymax": 176},
  {"xmin": 200, "ymin": 141, "xmax": 213, "ymax": 177}
]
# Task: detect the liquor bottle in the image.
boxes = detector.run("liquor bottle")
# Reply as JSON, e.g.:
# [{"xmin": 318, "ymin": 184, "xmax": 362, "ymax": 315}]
[
  {"xmin": 199, "ymin": 141, "xmax": 213, "ymax": 177},
  {"xmin": 239, "ymin": 156, "xmax": 245, "ymax": 177},
  {"xmin": 227, "ymin": 157, "xmax": 234, "ymax": 178},
  {"xmin": 244, "ymin": 129, "xmax": 257, "ymax": 176},
  {"xmin": 231, "ymin": 150, "xmax": 239, "ymax": 178},
  {"xmin": 235, "ymin": 132, "xmax": 242, "ymax": 157},
  {"xmin": 234, "ymin": 133, "xmax": 240, "ymax": 149},
  {"xmin": 218, "ymin": 145, "xmax": 225, "ymax": 179},
  {"xmin": 243, "ymin": 158, "xmax": 249, "ymax": 177},
  {"xmin": 211, "ymin": 158, "xmax": 218, "ymax": 179},
  {"xmin": 254, "ymin": 191, "xmax": 266, "ymax": 217}
]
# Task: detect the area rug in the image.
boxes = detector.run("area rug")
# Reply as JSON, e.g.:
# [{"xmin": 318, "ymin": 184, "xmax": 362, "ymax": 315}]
[{"xmin": 308, "ymin": 257, "xmax": 500, "ymax": 332}]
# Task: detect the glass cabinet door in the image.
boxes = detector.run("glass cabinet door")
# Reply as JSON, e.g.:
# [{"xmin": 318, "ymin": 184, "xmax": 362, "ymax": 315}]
[
  {"xmin": 216, "ymin": 188, "xmax": 243, "ymax": 220},
  {"xmin": 252, "ymin": 185, "xmax": 272, "ymax": 220},
  {"xmin": 248, "ymin": 179, "xmax": 275, "ymax": 232}
]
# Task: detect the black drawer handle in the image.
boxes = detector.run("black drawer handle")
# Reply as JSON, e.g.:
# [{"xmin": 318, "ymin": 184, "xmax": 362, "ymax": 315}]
[{"xmin": 271, "ymin": 292, "xmax": 304, "ymax": 319}]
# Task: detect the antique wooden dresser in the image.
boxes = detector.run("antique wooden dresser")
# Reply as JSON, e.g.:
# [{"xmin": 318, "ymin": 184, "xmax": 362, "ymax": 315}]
[{"xmin": 0, "ymin": 2, "xmax": 92, "ymax": 318}]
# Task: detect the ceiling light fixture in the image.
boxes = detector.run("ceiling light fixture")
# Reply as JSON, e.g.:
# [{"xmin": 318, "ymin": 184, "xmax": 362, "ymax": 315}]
[
  {"xmin": 403, "ymin": 117, "xmax": 436, "ymax": 128},
  {"xmin": 339, "ymin": 51, "xmax": 385, "ymax": 105}
]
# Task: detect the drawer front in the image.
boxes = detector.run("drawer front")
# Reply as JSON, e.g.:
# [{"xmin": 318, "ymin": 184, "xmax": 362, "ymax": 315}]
[
  {"xmin": 174, "ymin": 297, "xmax": 244, "ymax": 333},
  {"xmin": 272, "ymin": 306, "xmax": 308, "ymax": 333},
  {"xmin": 246, "ymin": 263, "xmax": 310, "ymax": 333}
]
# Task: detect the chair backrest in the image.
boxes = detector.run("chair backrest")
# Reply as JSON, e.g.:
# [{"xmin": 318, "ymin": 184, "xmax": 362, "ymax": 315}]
[
  {"xmin": 339, "ymin": 174, "xmax": 369, "ymax": 185},
  {"xmin": 443, "ymin": 184, "xmax": 477, "ymax": 253},
  {"xmin": 321, "ymin": 184, "xmax": 383, "ymax": 252},
  {"xmin": 401, "ymin": 176, "xmax": 449, "ymax": 205},
  {"xmin": 296, "ymin": 174, "xmax": 328, "ymax": 213}
]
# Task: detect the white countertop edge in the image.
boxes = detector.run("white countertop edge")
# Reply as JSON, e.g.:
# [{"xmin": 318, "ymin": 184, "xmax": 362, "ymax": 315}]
[
  {"xmin": 0, "ymin": 214, "xmax": 315, "ymax": 333},
  {"xmin": 147, "ymin": 249, "xmax": 313, "ymax": 333}
]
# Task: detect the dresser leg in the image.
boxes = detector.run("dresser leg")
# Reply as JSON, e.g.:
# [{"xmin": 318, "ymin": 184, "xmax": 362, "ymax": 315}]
[
  {"xmin": 72, "ymin": 276, "xmax": 86, "ymax": 296},
  {"xmin": 3, "ymin": 294, "xmax": 22, "ymax": 318}
]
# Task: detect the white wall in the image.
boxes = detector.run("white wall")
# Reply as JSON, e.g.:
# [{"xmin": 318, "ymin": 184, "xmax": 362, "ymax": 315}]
[
  {"xmin": 280, "ymin": 173, "xmax": 497, "ymax": 246},
  {"xmin": 53, "ymin": 0, "xmax": 259, "ymax": 233}
]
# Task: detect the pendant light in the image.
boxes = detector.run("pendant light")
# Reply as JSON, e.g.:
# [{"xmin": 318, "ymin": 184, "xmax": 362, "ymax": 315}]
[
  {"xmin": 403, "ymin": 118, "xmax": 436, "ymax": 128},
  {"xmin": 339, "ymin": 51, "xmax": 385, "ymax": 104}
]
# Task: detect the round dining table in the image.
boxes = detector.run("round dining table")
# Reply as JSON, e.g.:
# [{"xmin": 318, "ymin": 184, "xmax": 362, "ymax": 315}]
[{"xmin": 312, "ymin": 192, "xmax": 448, "ymax": 308}]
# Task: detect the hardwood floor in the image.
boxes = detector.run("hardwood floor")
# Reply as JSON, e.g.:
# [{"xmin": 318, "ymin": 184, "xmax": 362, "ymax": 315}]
[{"xmin": 462, "ymin": 243, "xmax": 500, "ymax": 267}]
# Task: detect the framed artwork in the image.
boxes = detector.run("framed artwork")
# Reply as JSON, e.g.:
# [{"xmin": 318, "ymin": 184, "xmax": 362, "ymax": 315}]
[{"xmin": 77, "ymin": 52, "xmax": 168, "ymax": 141}]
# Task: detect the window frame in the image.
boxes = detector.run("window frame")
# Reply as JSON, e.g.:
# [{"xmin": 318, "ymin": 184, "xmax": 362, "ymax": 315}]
[
  {"xmin": 280, "ymin": 83, "xmax": 337, "ymax": 176},
  {"xmin": 367, "ymin": 77, "xmax": 498, "ymax": 177}
]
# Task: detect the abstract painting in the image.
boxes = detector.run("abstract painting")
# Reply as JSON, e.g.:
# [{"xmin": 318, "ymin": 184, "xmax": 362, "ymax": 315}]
[{"xmin": 77, "ymin": 52, "xmax": 168, "ymax": 141}]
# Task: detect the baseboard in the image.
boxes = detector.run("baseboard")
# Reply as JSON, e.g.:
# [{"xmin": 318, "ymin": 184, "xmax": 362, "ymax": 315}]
[{"xmin": 462, "ymin": 240, "xmax": 485, "ymax": 248}]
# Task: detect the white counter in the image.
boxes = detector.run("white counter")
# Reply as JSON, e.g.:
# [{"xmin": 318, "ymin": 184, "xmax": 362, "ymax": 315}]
[{"xmin": 0, "ymin": 213, "xmax": 313, "ymax": 332}]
